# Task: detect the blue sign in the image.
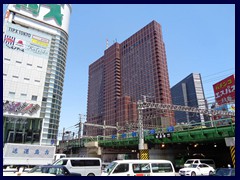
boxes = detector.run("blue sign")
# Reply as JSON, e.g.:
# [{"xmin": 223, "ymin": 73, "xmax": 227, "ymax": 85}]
[
  {"xmin": 167, "ymin": 126, "xmax": 174, "ymax": 132},
  {"xmin": 149, "ymin": 129, "xmax": 155, "ymax": 134},
  {"xmin": 122, "ymin": 133, "xmax": 127, "ymax": 138},
  {"xmin": 132, "ymin": 132, "xmax": 137, "ymax": 137}
]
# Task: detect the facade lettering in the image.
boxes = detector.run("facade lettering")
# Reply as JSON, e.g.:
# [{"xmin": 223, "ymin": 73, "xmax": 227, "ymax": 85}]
[
  {"xmin": 8, "ymin": 27, "xmax": 31, "ymax": 37},
  {"xmin": 15, "ymin": 4, "xmax": 63, "ymax": 26}
]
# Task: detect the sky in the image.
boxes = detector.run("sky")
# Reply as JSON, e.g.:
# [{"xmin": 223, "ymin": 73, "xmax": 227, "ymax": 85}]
[{"xmin": 2, "ymin": 4, "xmax": 235, "ymax": 137}]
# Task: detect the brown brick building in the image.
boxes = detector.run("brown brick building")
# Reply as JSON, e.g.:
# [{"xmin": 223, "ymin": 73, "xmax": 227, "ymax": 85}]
[{"xmin": 86, "ymin": 21, "xmax": 175, "ymax": 136}]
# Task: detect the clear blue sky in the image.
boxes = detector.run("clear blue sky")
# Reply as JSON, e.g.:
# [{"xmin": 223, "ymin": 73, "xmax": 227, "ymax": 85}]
[{"xmin": 3, "ymin": 4, "xmax": 235, "ymax": 137}]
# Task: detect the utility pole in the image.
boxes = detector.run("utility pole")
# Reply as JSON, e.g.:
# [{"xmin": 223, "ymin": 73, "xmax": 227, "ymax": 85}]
[
  {"xmin": 137, "ymin": 100, "xmax": 144, "ymax": 150},
  {"xmin": 103, "ymin": 120, "xmax": 106, "ymax": 137},
  {"xmin": 78, "ymin": 114, "xmax": 83, "ymax": 145},
  {"xmin": 138, "ymin": 95, "xmax": 151, "ymax": 150},
  {"xmin": 61, "ymin": 127, "xmax": 65, "ymax": 153}
]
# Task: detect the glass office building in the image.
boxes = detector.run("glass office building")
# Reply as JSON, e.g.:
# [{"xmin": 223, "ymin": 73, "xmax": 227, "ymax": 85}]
[{"xmin": 171, "ymin": 73, "xmax": 208, "ymax": 124}]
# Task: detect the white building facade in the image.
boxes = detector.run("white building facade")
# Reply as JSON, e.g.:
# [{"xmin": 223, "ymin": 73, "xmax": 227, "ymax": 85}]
[{"xmin": 3, "ymin": 4, "xmax": 71, "ymax": 146}]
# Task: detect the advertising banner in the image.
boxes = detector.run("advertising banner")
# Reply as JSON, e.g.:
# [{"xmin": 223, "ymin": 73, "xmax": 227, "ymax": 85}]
[
  {"xmin": 3, "ymin": 22, "xmax": 51, "ymax": 58},
  {"xmin": 3, "ymin": 100, "xmax": 40, "ymax": 115},
  {"xmin": 213, "ymin": 75, "xmax": 235, "ymax": 105}
]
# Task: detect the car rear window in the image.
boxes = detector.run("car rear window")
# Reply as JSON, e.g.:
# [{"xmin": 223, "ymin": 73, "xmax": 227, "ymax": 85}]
[
  {"xmin": 151, "ymin": 163, "xmax": 173, "ymax": 173},
  {"xmin": 132, "ymin": 163, "xmax": 150, "ymax": 173}
]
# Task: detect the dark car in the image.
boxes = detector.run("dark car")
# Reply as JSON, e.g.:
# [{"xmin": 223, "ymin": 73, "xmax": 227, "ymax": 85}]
[
  {"xmin": 28, "ymin": 165, "xmax": 81, "ymax": 176},
  {"xmin": 214, "ymin": 168, "xmax": 235, "ymax": 176}
]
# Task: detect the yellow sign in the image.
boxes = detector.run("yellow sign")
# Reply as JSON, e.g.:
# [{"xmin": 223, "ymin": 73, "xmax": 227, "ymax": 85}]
[{"xmin": 31, "ymin": 35, "xmax": 49, "ymax": 47}]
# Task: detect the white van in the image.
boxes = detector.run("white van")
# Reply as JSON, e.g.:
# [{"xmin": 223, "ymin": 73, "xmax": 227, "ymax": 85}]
[
  {"xmin": 101, "ymin": 159, "xmax": 176, "ymax": 176},
  {"xmin": 53, "ymin": 154, "xmax": 66, "ymax": 162},
  {"xmin": 53, "ymin": 157, "xmax": 102, "ymax": 176},
  {"xmin": 184, "ymin": 159, "xmax": 216, "ymax": 169}
]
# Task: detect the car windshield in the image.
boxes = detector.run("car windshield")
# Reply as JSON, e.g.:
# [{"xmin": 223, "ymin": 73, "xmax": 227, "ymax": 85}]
[
  {"xmin": 186, "ymin": 160, "xmax": 194, "ymax": 164},
  {"xmin": 28, "ymin": 166, "xmax": 43, "ymax": 173},
  {"xmin": 190, "ymin": 164, "xmax": 198, "ymax": 168},
  {"xmin": 216, "ymin": 168, "xmax": 233, "ymax": 176},
  {"xmin": 103, "ymin": 162, "xmax": 117, "ymax": 173}
]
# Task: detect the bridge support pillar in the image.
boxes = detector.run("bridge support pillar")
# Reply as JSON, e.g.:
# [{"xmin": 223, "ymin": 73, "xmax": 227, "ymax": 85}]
[{"xmin": 139, "ymin": 149, "xmax": 149, "ymax": 160}]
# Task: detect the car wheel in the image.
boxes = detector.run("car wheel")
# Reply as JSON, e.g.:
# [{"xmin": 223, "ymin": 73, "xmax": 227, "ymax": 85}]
[
  {"xmin": 191, "ymin": 171, "xmax": 196, "ymax": 176},
  {"xmin": 87, "ymin": 173, "xmax": 95, "ymax": 176},
  {"xmin": 209, "ymin": 171, "xmax": 214, "ymax": 176}
]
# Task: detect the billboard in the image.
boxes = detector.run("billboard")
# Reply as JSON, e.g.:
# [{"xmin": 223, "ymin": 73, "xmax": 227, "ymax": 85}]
[
  {"xmin": 213, "ymin": 74, "xmax": 235, "ymax": 105},
  {"xmin": 3, "ymin": 100, "xmax": 40, "ymax": 115},
  {"xmin": 3, "ymin": 22, "xmax": 51, "ymax": 58},
  {"xmin": 214, "ymin": 103, "xmax": 235, "ymax": 113},
  {"xmin": 7, "ymin": 4, "xmax": 71, "ymax": 34}
]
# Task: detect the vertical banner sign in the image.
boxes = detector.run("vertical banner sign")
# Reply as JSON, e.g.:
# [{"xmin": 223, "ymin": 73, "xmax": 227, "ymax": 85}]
[{"xmin": 213, "ymin": 75, "xmax": 235, "ymax": 105}]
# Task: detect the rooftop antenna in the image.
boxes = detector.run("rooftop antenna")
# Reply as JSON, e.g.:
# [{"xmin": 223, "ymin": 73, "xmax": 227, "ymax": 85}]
[{"xmin": 106, "ymin": 38, "xmax": 109, "ymax": 49}]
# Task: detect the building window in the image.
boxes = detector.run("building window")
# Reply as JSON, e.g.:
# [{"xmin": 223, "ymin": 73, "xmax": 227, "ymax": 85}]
[
  {"xmin": 9, "ymin": 91, "xmax": 15, "ymax": 98},
  {"xmin": 27, "ymin": 63, "xmax": 32, "ymax": 66},
  {"xmin": 16, "ymin": 61, "xmax": 22, "ymax": 64},
  {"xmin": 37, "ymin": 66, "xmax": 42, "ymax": 69},
  {"xmin": 12, "ymin": 75, "xmax": 19, "ymax": 78},
  {"xmin": 35, "ymin": 80, "xmax": 40, "ymax": 82},
  {"xmin": 24, "ymin": 78, "xmax": 30, "ymax": 81},
  {"xmin": 4, "ymin": 58, "xmax": 10, "ymax": 61},
  {"xmin": 32, "ymin": 95, "xmax": 38, "ymax": 101}
]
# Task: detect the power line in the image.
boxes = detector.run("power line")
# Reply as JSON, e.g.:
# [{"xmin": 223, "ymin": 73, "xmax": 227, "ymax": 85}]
[
  {"xmin": 60, "ymin": 68, "xmax": 235, "ymax": 134},
  {"xmin": 203, "ymin": 73, "xmax": 234, "ymax": 84},
  {"xmin": 202, "ymin": 68, "xmax": 234, "ymax": 78}
]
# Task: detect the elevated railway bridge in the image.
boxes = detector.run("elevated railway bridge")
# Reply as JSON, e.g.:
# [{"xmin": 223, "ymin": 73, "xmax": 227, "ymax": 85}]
[
  {"xmin": 58, "ymin": 118, "xmax": 235, "ymax": 168},
  {"xmin": 58, "ymin": 101, "xmax": 235, "ymax": 168}
]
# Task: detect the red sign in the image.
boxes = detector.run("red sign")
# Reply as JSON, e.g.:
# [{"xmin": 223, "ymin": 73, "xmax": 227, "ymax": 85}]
[{"xmin": 213, "ymin": 74, "xmax": 235, "ymax": 105}]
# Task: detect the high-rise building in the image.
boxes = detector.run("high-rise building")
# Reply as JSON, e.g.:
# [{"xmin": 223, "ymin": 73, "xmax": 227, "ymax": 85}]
[
  {"xmin": 3, "ymin": 4, "xmax": 71, "ymax": 146},
  {"xmin": 171, "ymin": 73, "xmax": 208, "ymax": 124},
  {"xmin": 86, "ymin": 21, "xmax": 174, "ymax": 136}
]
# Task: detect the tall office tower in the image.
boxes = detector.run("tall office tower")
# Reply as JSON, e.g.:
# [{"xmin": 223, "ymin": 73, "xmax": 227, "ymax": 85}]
[
  {"xmin": 86, "ymin": 21, "xmax": 174, "ymax": 136},
  {"xmin": 3, "ymin": 4, "xmax": 71, "ymax": 146},
  {"xmin": 171, "ymin": 73, "xmax": 208, "ymax": 124}
]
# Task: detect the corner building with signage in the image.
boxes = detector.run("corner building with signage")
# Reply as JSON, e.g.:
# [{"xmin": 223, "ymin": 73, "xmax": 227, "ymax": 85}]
[{"xmin": 3, "ymin": 4, "xmax": 71, "ymax": 146}]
